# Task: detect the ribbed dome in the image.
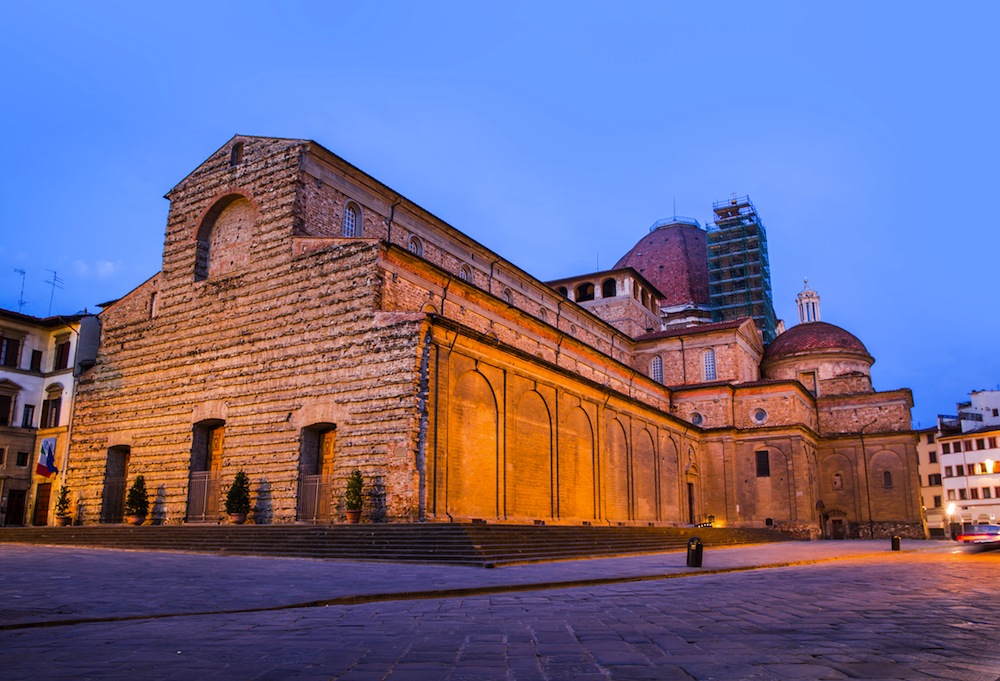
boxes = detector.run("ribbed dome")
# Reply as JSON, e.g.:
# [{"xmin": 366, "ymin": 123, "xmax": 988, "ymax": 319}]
[
  {"xmin": 764, "ymin": 321, "xmax": 870, "ymax": 360},
  {"xmin": 613, "ymin": 220, "xmax": 709, "ymax": 307}
]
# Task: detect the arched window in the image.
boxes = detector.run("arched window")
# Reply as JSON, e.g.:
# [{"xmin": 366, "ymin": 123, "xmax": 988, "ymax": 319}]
[
  {"xmin": 704, "ymin": 348, "xmax": 717, "ymax": 381},
  {"xmin": 650, "ymin": 356, "xmax": 663, "ymax": 383},
  {"xmin": 557, "ymin": 286, "xmax": 568, "ymax": 298},
  {"xmin": 539, "ymin": 308, "xmax": 548, "ymax": 323},
  {"xmin": 408, "ymin": 236, "xmax": 423, "ymax": 256},
  {"xmin": 342, "ymin": 204, "xmax": 360, "ymax": 237},
  {"xmin": 229, "ymin": 141, "xmax": 244, "ymax": 167},
  {"xmin": 502, "ymin": 288, "xmax": 513, "ymax": 304},
  {"xmin": 882, "ymin": 471, "xmax": 893, "ymax": 489},
  {"xmin": 576, "ymin": 283, "xmax": 595, "ymax": 302},
  {"xmin": 602, "ymin": 278, "xmax": 617, "ymax": 298},
  {"xmin": 459, "ymin": 264, "xmax": 472, "ymax": 283}
]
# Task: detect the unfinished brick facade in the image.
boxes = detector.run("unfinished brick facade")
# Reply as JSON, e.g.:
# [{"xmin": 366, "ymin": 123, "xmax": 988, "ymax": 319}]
[{"xmin": 64, "ymin": 135, "xmax": 923, "ymax": 538}]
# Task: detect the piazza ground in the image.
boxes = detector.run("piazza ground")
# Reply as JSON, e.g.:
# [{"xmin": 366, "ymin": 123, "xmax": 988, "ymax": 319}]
[{"xmin": 2, "ymin": 540, "xmax": 998, "ymax": 680}]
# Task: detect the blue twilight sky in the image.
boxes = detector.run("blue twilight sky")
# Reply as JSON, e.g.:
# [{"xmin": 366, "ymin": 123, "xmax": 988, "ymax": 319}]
[{"xmin": 1, "ymin": 2, "xmax": 997, "ymax": 427}]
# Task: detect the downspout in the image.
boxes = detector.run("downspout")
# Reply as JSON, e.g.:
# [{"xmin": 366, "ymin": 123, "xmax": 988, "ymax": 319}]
[
  {"xmin": 679, "ymin": 336, "xmax": 687, "ymax": 384},
  {"xmin": 385, "ymin": 196, "xmax": 401, "ymax": 247}
]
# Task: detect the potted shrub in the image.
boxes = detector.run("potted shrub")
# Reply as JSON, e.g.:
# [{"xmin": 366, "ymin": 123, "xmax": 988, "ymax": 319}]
[
  {"xmin": 123, "ymin": 475, "xmax": 149, "ymax": 525},
  {"xmin": 54, "ymin": 485, "xmax": 72, "ymax": 526},
  {"xmin": 344, "ymin": 469, "xmax": 363, "ymax": 524},
  {"xmin": 225, "ymin": 470, "xmax": 252, "ymax": 524}
]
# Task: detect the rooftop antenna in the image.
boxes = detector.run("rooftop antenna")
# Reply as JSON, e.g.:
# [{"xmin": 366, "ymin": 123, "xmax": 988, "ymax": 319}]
[
  {"xmin": 672, "ymin": 196, "xmax": 676, "ymax": 220},
  {"xmin": 14, "ymin": 268, "xmax": 27, "ymax": 313},
  {"xmin": 45, "ymin": 269, "xmax": 63, "ymax": 316}
]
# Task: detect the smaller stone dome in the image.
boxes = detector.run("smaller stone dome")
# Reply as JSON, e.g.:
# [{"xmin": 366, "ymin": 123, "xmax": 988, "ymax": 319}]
[{"xmin": 763, "ymin": 321, "xmax": 870, "ymax": 361}]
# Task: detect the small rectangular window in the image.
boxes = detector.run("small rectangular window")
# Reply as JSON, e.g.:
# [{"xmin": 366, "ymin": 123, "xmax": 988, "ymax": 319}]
[
  {"xmin": 995, "ymin": 486, "xmax": 1000, "ymax": 498},
  {"xmin": 970, "ymin": 488, "xmax": 979, "ymax": 500},
  {"xmin": 933, "ymin": 495, "xmax": 942, "ymax": 508},
  {"xmin": 944, "ymin": 466, "xmax": 953, "ymax": 477},
  {"xmin": 956, "ymin": 465, "xmax": 964, "ymax": 476},
  {"xmin": 15, "ymin": 451, "xmax": 29, "ymax": 467},
  {"xmin": 947, "ymin": 489, "xmax": 956, "ymax": 500},
  {"xmin": 928, "ymin": 474, "xmax": 942, "ymax": 486},
  {"xmin": 928, "ymin": 451, "xmax": 937, "ymax": 464},
  {"xmin": 0, "ymin": 337, "xmax": 20, "ymax": 368},
  {"xmin": 942, "ymin": 443, "xmax": 951, "ymax": 454},
  {"xmin": 21, "ymin": 404, "xmax": 34, "ymax": 428},
  {"xmin": 984, "ymin": 488, "xmax": 992, "ymax": 499},
  {"xmin": 926, "ymin": 432, "xmax": 935, "ymax": 444},
  {"xmin": 989, "ymin": 437, "xmax": 997, "ymax": 449},
  {"xmin": 755, "ymin": 450, "xmax": 770, "ymax": 478},
  {"xmin": 30, "ymin": 350, "xmax": 42, "ymax": 372},
  {"xmin": 959, "ymin": 489, "xmax": 967, "ymax": 500},
  {"xmin": 0, "ymin": 448, "xmax": 4, "ymax": 465},
  {"xmin": 977, "ymin": 439, "xmax": 986, "ymax": 450},
  {"xmin": 53, "ymin": 338, "xmax": 71, "ymax": 371},
  {"xmin": 0, "ymin": 394, "xmax": 11, "ymax": 427}
]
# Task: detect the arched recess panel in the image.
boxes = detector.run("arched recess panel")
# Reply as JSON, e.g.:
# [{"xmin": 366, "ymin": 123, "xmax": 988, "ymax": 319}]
[
  {"xmin": 658, "ymin": 435, "xmax": 679, "ymax": 521},
  {"xmin": 819, "ymin": 452, "xmax": 857, "ymax": 512},
  {"xmin": 870, "ymin": 450, "xmax": 907, "ymax": 519},
  {"xmin": 196, "ymin": 196, "xmax": 256, "ymax": 280},
  {"xmin": 605, "ymin": 417, "xmax": 630, "ymax": 521},
  {"xmin": 447, "ymin": 370, "xmax": 498, "ymax": 518},
  {"xmin": 633, "ymin": 428, "xmax": 657, "ymax": 521},
  {"xmin": 557, "ymin": 406, "xmax": 595, "ymax": 520},
  {"xmin": 507, "ymin": 390, "xmax": 552, "ymax": 519},
  {"xmin": 758, "ymin": 446, "xmax": 791, "ymax": 520}
]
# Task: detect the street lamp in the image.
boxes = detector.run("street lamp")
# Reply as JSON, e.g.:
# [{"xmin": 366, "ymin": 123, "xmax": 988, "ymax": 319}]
[{"xmin": 858, "ymin": 419, "xmax": 878, "ymax": 539}]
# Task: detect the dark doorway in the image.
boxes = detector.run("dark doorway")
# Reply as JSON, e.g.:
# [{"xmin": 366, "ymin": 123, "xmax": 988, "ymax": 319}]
[
  {"xmin": 32, "ymin": 482, "xmax": 52, "ymax": 526},
  {"xmin": 687, "ymin": 482, "xmax": 695, "ymax": 525},
  {"xmin": 5, "ymin": 489, "xmax": 27, "ymax": 526},
  {"xmin": 831, "ymin": 518, "xmax": 846, "ymax": 539},
  {"xmin": 101, "ymin": 445, "xmax": 130, "ymax": 523}
]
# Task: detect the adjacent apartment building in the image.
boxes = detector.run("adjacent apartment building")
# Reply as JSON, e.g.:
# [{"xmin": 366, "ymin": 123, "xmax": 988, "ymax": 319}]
[
  {"xmin": 937, "ymin": 390, "xmax": 1000, "ymax": 530},
  {"xmin": 0, "ymin": 309, "xmax": 99, "ymax": 525}
]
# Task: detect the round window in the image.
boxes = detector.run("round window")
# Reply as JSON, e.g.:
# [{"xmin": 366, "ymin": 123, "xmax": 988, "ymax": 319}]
[
  {"xmin": 691, "ymin": 412, "xmax": 704, "ymax": 426},
  {"xmin": 752, "ymin": 408, "xmax": 768, "ymax": 424}
]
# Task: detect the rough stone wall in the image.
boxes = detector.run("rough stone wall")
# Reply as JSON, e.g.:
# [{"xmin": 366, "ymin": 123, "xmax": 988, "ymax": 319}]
[
  {"xmin": 818, "ymin": 390, "xmax": 913, "ymax": 435},
  {"xmin": 68, "ymin": 138, "xmax": 426, "ymax": 524}
]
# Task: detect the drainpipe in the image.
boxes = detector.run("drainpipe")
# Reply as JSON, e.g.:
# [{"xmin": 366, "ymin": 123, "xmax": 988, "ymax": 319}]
[{"xmin": 385, "ymin": 196, "xmax": 401, "ymax": 246}]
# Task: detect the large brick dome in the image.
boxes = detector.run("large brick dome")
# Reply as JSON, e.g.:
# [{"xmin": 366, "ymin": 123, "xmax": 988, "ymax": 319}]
[
  {"xmin": 764, "ymin": 321, "xmax": 870, "ymax": 361},
  {"xmin": 614, "ymin": 219, "xmax": 710, "ymax": 307}
]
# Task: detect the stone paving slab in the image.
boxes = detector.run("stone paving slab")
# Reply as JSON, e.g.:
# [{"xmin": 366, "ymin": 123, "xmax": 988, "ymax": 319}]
[
  {"xmin": 2, "ymin": 540, "xmax": 999, "ymax": 680},
  {"xmin": 0, "ymin": 540, "xmax": 952, "ymax": 626}
]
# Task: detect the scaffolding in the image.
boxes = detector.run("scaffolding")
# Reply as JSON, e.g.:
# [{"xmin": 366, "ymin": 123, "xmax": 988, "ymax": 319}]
[{"xmin": 706, "ymin": 195, "xmax": 777, "ymax": 343}]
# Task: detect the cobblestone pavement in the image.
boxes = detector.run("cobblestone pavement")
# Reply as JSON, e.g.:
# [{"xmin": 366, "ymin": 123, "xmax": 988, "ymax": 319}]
[{"xmin": 1, "ymin": 542, "xmax": 998, "ymax": 680}]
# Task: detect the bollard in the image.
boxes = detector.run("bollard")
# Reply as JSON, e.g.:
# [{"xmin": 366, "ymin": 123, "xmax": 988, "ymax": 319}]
[
  {"xmin": 891, "ymin": 535, "xmax": 901, "ymax": 551},
  {"xmin": 686, "ymin": 536, "xmax": 703, "ymax": 568}
]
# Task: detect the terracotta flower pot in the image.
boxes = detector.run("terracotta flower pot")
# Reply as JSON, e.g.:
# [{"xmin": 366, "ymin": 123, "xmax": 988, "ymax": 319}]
[
  {"xmin": 125, "ymin": 515, "xmax": 146, "ymax": 526},
  {"xmin": 345, "ymin": 509, "xmax": 361, "ymax": 524},
  {"xmin": 228, "ymin": 513, "xmax": 247, "ymax": 525},
  {"xmin": 55, "ymin": 515, "xmax": 72, "ymax": 527}
]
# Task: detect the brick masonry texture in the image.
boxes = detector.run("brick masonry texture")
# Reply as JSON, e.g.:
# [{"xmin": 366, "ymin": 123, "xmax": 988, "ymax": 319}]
[{"xmin": 65, "ymin": 135, "xmax": 922, "ymax": 538}]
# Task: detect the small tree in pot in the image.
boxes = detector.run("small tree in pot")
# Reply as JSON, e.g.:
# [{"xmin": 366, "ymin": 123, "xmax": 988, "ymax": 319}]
[
  {"xmin": 225, "ymin": 470, "xmax": 251, "ymax": 524},
  {"xmin": 123, "ymin": 475, "xmax": 149, "ymax": 525},
  {"xmin": 344, "ymin": 469, "xmax": 363, "ymax": 524},
  {"xmin": 54, "ymin": 485, "xmax": 73, "ymax": 526}
]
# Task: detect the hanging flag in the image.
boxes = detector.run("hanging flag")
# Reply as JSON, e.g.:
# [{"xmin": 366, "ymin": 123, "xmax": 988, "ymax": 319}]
[{"xmin": 36, "ymin": 438, "xmax": 58, "ymax": 477}]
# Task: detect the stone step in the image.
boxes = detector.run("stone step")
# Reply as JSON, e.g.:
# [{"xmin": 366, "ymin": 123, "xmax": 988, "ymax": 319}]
[{"xmin": 0, "ymin": 524, "xmax": 792, "ymax": 567}]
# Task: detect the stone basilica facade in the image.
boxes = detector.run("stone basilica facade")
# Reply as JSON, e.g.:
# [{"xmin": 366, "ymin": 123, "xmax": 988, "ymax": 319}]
[{"xmin": 64, "ymin": 136, "xmax": 924, "ymax": 538}]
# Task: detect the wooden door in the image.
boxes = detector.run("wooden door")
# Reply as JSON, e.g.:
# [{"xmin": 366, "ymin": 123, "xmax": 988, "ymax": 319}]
[
  {"xmin": 318, "ymin": 430, "xmax": 335, "ymax": 476},
  {"xmin": 32, "ymin": 483, "xmax": 52, "ymax": 526},
  {"xmin": 208, "ymin": 426, "xmax": 225, "ymax": 471}
]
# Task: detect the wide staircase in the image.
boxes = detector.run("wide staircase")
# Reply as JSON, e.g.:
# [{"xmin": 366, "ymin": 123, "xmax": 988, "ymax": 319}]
[{"xmin": 0, "ymin": 523, "xmax": 792, "ymax": 567}]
